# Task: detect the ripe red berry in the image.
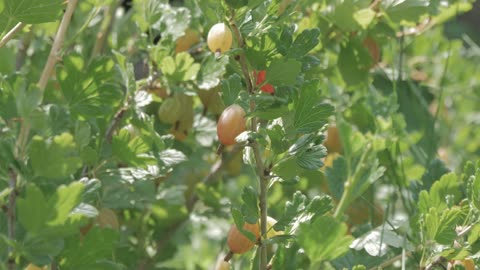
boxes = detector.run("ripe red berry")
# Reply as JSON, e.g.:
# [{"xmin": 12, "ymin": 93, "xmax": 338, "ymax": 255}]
[{"xmin": 254, "ymin": 70, "xmax": 275, "ymax": 94}]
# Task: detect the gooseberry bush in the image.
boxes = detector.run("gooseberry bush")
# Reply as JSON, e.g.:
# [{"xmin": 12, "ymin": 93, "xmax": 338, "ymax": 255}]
[{"xmin": 0, "ymin": 0, "xmax": 480, "ymax": 269}]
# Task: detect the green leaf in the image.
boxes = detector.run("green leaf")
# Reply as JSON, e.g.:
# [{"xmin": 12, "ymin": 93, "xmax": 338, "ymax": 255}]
[
  {"xmin": 272, "ymin": 243, "xmax": 309, "ymax": 270},
  {"xmin": 61, "ymin": 227, "xmax": 119, "ymax": 270},
  {"xmin": 221, "ymin": 74, "xmax": 243, "ymax": 106},
  {"xmin": 74, "ymin": 121, "xmax": 91, "ymax": 149},
  {"xmin": 231, "ymin": 207, "xmax": 257, "ymax": 242},
  {"xmin": 325, "ymin": 155, "xmax": 348, "ymax": 201},
  {"xmin": 338, "ymin": 41, "xmax": 370, "ymax": 85},
  {"xmin": 287, "ymin": 28, "xmax": 320, "ymax": 59},
  {"xmin": 288, "ymin": 133, "xmax": 316, "ymax": 155},
  {"xmin": 266, "ymin": 58, "xmax": 301, "ymax": 85},
  {"xmin": 0, "ymin": 0, "xmax": 64, "ymax": 33},
  {"xmin": 0, "ymin": 0, "xmax": 4, "ymax": 14},
  {"xmin": 29, "ymin": 133, "xmax": 83, "ymax": 179},
  {"xmin": 159, "ymin": 149, "xmax": 187, "ymax": 167},
  {"xmin": 197, "ymin": 54, "xmax": 229, "ymax": 90},
  {"xmin": 472, "ymin": 170, "xmax": 480, "ymax": 211},
  {"xmin": 195, "ymin": 183, "xmax": 222, "ymax": 209},
  {"xmin": 22, "ymin": 236, "xmax": 64, "ymax": 266},
  {"xmin": 297, "ymin": 215, "xmax": 353, "ymax": 263},
  {"xmin": 383, "ymin": 0, "xmax": 430, "ymax": 25},
  {"xmin": 160, "ymin": 52, "xmax": 200, "ymax": 82},
  {"xmin": 418, "ymin": 173, "xmax": 461, "ymax": 214},
  {"xmin": 329, "ymin": 0, "xmax": 360, "ymax": 31},
  {"xmin": 17, "ymin": 185, "xmax": 48, "ymax": 234},
  {"xmin": 274, "ymin": 191, "xmax": 306, "ymax": 231},
  {"xmin": 295, "ymin": 144, "xmax": 327, "ymax": 170},
  {"xmin": 272, "ymin": 157, "xmax": 300, "ymax": 182},
  {"xmin": 99, "ymin": 168, "xmax": 158, "ymax": 209},
  {"xmin": 58, "ymin": 55, "xmax": 122, "ymax": 119},
  {"xmin": 353, "ymin": 8, "xmax": 376, "ymax": 29},
  {"xmin": 225, "ymin": 0, "xmax": 248, "ymax": 8},
  {"xmin": 421, "ymin": 159, "xmax": 450, "ymax": 191},
  {"xmin": 157, "ymin": 6, "xmax": 191, "ymax": 40},
  {"xmin": 132, "ymin": 0, "xmax": 165, "ymax": 32},
  {"xmin": 15, "ymin": 85, "xmax": 42, "ymax": 118},
  {"xmin": 276, "ymin": 25, "xmax": 294, "ymax": 56},
  {"xmin": 112, "ymin": 129, "xmax": 156, "ymax": 168},
  {"xmin": 293, "ymin": 81, "xmax": 334, "ymax": 133},
  {"xmin": 424, "ymin": 206, "xmax": 464, "ymax": 245},
  {"xmin": 241, "ymin": 186, "xmax": 259, "ymax": 224},
  {"xmin": 348, "ymin": 157, "xmax": 385, "ymax": 206},
  {"xmin": 304, "ymin": 195, "xmax": 333, "ymax": 221},
  {"xmin": 17, "ymin": 182, "xmax": 86, "ymax": 237}
]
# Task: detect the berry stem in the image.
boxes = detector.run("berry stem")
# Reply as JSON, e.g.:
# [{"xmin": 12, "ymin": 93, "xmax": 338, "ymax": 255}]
[
  {"xmin": 224, "ymin": 251, "xmax": 234, "ymax": 262},
  {"xmin": 229, "ymin": 9, "xmax": 268, "ymax": 270}
]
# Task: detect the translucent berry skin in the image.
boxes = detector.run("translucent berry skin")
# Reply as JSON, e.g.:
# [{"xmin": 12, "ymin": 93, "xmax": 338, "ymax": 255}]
[
  {"xmin": 227, "ymin": 222, "xmax": 260, "ymax": 254},
  {"xmin": 254, "ymin": 70, "xmax": 275, "ymax": 94},
  {"xmin": 207, "ymin": 23, "xmax": 233, "ymax": 54},
  {"xmin": 217, "ymin": 104, "xmax": 246, "ymax": 146}
]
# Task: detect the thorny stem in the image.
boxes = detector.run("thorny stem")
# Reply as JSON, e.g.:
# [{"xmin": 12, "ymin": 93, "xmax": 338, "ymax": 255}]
[
  {"xmin": 228, "ymin": 9, "xmax": 268, "ymax": 270},
  {"xmin": 6, "ymin": 1, "xmax": 78, "ymax": 269},
  {"xmin": 38, "ymin": 0, "xmax": 79, "ymax": 91},
  {"xmin": 0, "ymin": 22, "xmax": 26, "ymax": 48}
]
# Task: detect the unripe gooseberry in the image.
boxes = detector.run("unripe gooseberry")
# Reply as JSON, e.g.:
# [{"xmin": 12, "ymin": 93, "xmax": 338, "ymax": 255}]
[
  {"xmin": 207, "ymin": 23, "xmax": 233, "ymax": 54},
  {"xmin": 158, "ymin": 97, "xmax": 182, "ymax": 124},
  {"xmin": 217, "ymin": 104, "xmax": 246, "ymax": 146},
  {"xmin": 227, "ymin": 222, "xmax": 260, "ymax": 254},
  {"xmin": 175, "ymin": 29, "xmax": 200, "ymax": 53}
]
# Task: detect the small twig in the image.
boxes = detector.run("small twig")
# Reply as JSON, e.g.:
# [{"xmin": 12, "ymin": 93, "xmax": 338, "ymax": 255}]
[
  {"xmin": 7, "ymin": 169, "xmax": 17, "ymax": 270},
  {"xmin": 38, "ymin": 0, "xmax": 79, "ymax": 91},
  {"xmin": 228, "ymin": 12, "xmax": 254, "ymax": 95},
  {"xmin": 0, "ymin": 22, "xmax": 26, "ymax": 48},
  {"xmin": 90, "ymin": 3, "xmax": 118, "ymax": 61},
  {"xmin": 228, "ymin": 9, "xmax": 268, "ymax": 270},
  {"xmin": 105, "ymin": 107, "xmax": 128, "ymax": 143},
  {"xmin": 368, "ymin": 251, "xmax": 412, "ymax": 270}
]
